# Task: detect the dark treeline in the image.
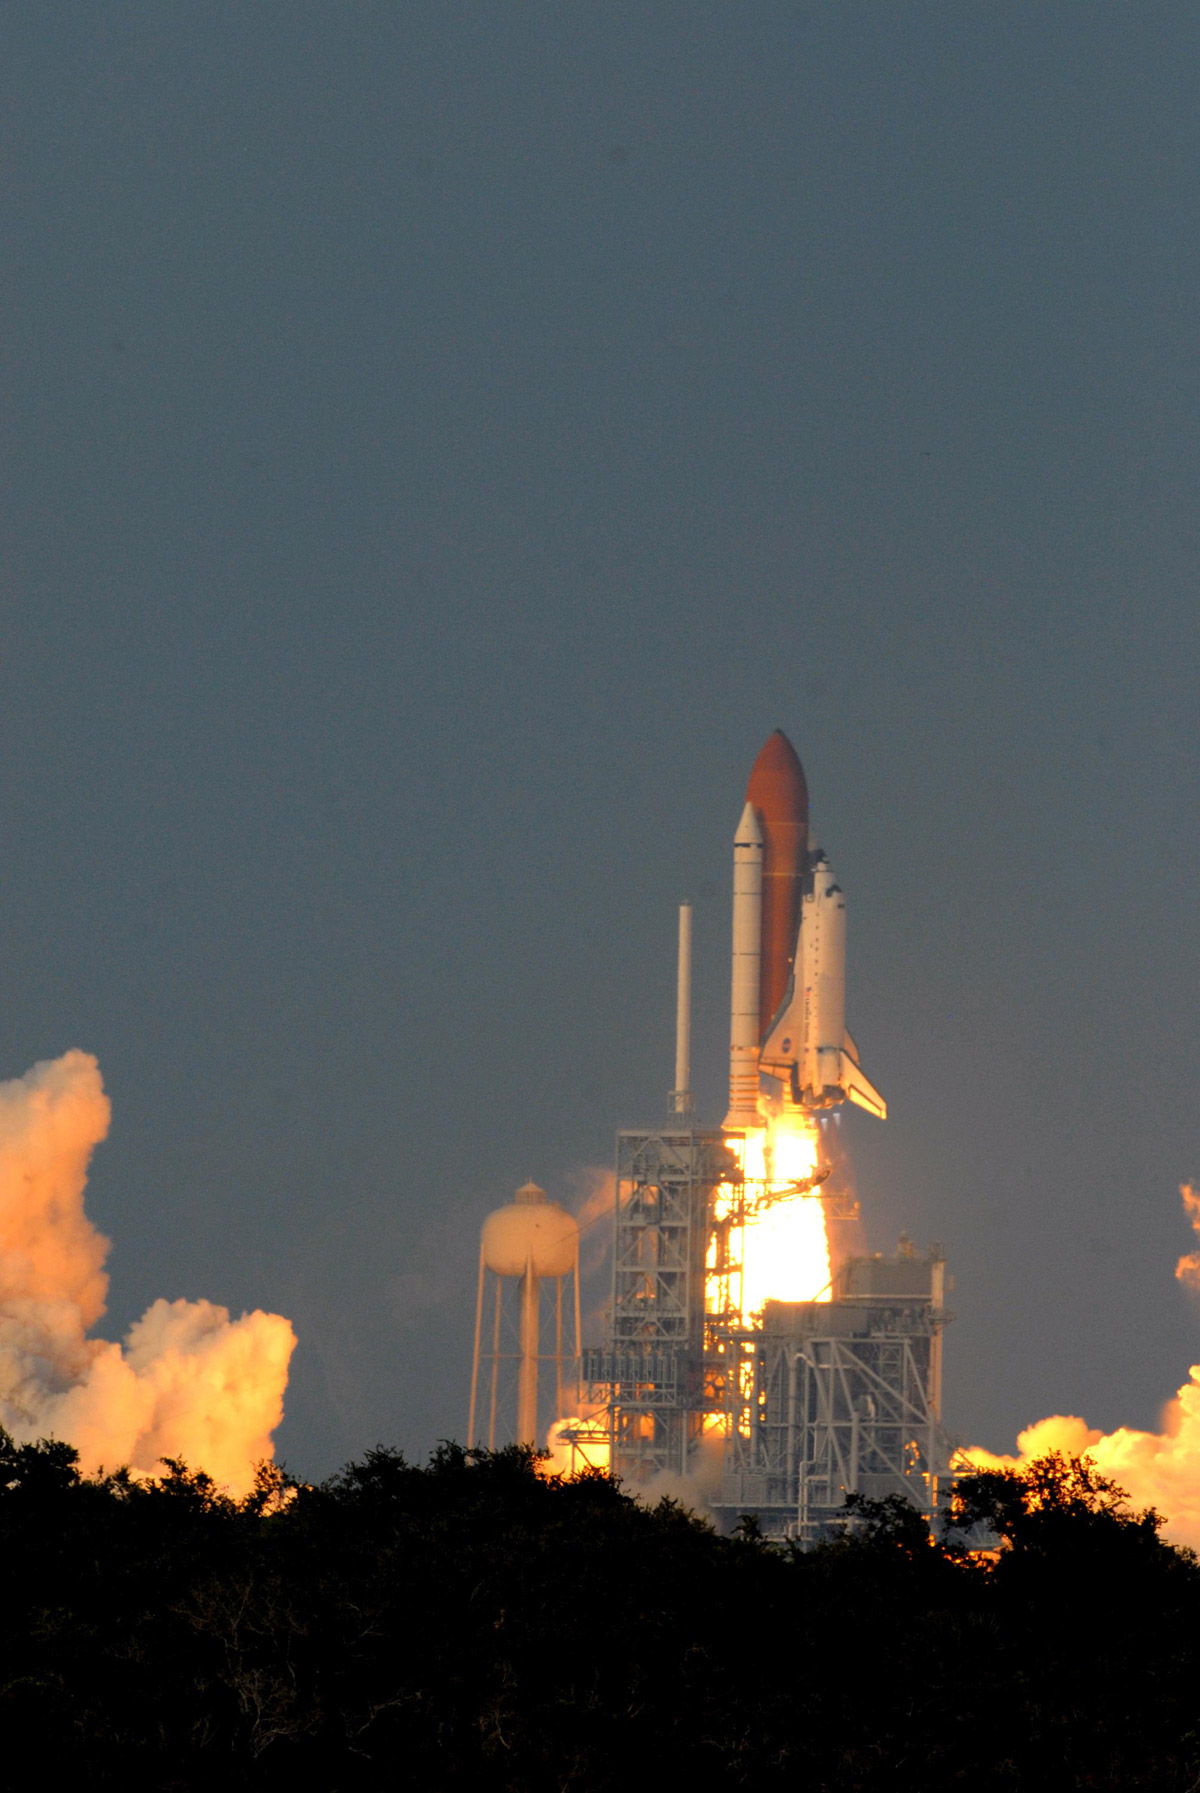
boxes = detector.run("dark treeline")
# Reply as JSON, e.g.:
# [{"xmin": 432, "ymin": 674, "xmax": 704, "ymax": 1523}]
[{"xmin": 1, "ymin": 1434, "xmax": 1197, "ymax": 1789}]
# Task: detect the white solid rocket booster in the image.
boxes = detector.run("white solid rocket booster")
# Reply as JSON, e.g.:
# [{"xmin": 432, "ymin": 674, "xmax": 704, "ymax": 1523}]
[{"xmin": 724, "ymin": 801, "xmax": 764, "ymax": 1130}]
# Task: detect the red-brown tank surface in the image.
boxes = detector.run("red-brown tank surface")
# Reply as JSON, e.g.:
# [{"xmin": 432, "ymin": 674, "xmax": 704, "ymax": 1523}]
[{"xmin": 745, "ymin": 729, "xmax": 808, "ymax": 1040}]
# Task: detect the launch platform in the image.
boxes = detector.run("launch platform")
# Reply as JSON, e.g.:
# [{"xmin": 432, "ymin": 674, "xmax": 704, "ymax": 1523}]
[{"xmin": 579, "ymin": 1126, "xmax": 950, "ymax": 1539}]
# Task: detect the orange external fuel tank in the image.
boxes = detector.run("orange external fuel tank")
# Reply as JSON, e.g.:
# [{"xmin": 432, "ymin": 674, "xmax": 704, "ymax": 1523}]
[{"xmin": 745, "ymin": 730, "xmax": 808, "ymax": 1040}]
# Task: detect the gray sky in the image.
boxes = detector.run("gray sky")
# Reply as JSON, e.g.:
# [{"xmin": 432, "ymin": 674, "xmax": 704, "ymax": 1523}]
[{"xmin": 3, "ymin": 2, "xmax": 1199, "ymax": 1475}]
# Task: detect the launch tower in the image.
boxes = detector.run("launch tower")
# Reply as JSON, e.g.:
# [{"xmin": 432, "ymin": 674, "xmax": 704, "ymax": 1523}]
[{"xmin": 580, "ymin": 1126, "xmax": 734, "ymax": 1481}]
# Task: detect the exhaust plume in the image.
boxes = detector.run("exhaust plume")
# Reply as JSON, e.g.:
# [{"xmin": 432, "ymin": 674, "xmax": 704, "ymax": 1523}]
[
  {"xmin": 963, "ymin": 1184, "xmax": 1200, "ymax": 1550},
  {"xmin": 962, "ymin": 1382, "xmax": 1200, "ymax": 1552},
  {"xmin": 0, "ymin": 1050, "xmax": 295, "ymax": 1495},
  {"xmin": 1175, "ymin": 1182, "xmax": 1200, "ymax": 1290}
]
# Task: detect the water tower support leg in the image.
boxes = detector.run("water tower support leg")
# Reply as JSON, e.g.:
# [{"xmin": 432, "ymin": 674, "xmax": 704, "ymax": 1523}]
[
  {"xmin": 517, "ymin": 1252, "xmax": 539, "ymax": 1445},
  {"xmin": 468, "ymin": 1244, "xmax": 486, "ymax": 1444}
]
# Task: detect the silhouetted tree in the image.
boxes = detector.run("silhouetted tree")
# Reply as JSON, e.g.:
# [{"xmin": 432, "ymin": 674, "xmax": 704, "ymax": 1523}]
[{"xmin": 0, "ymin": 1434, "xmax": 1197, "ymax": 1789}]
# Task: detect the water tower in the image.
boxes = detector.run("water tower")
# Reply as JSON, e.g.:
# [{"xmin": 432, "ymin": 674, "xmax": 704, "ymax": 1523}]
[{"xmin": 468, "ymin": 1181, "xmax": 581, "ymax": 1449}]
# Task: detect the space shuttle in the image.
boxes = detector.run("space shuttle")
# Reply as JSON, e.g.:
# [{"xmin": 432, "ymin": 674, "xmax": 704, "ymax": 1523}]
[{"xmin": 723, "ymin": 730, "xmax": 886, "ymax": 1132}]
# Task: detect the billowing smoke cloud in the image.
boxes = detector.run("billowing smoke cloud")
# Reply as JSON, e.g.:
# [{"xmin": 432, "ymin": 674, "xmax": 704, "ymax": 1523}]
[
  {"xmin": 966, "ymin": 1184, "xmax": 1200, "ymax": 1549},
  {"xmin": 1175, "ymin": 1182, "xmax": 1200, "ymax": 1290},
  {"xmin": 0, "ymin": 1050, "xmax": 295, "ymax": 1495},
  {"xmin": 557, "ymin": 1163, "xmax": 620, "ymax": 1345},
  {"xmin": 565, "ymin": 1164, "xmax": 618, "ymax": 1278},
  {"xmin": 964, "ymin": 1383, "xmax": 1200, "ymax": 1551},
  {"xmin": 637, "ymin": 1428, "xmax": 727, "ymax": 1515}
]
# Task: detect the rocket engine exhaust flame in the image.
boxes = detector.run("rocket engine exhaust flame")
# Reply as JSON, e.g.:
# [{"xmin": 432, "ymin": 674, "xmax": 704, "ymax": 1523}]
[
  {"xmin": 710, "ymin": 1111, "xmax": 832, "ymax": 1326},
  {"xmin": 0, "ymin": 1051, "xmax": 295, "ymax": 1496}
]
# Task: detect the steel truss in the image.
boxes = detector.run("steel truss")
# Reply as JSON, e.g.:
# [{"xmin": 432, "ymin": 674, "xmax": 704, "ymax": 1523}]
[
  {"xmin": 581, "ymin": 1125, "xmax": 952, "ymax": 1540},
  {"xmin": 714, "ymin": 1270, "xmax": 950, "ymax": 1541},
  {"xmin": 582, "ymin": 1129, "xmax": 736, "ymax": 1482}
]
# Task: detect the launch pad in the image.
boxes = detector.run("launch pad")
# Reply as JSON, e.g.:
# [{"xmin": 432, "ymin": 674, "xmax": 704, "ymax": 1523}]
[
  {"xmin": 713, "ymin": 1249, "xmax": 948, "ymax": 1541},
  {"xmin": 477, "ymin": 729, "xmax": 954, "ymax": 1541},
  {"xmin": 577, "ymin": 1126, "xmax": 950, "ymax": 1540},
  {"xmin": 577, "ymin": 730, "xmax": 953, "ymax": 1537}
]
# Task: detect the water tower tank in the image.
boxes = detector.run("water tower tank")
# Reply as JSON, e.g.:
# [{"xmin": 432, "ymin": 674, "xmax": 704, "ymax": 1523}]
[{"xmin": 481, "ymin": 1181, "xmax": 578, "ymax": 1278}]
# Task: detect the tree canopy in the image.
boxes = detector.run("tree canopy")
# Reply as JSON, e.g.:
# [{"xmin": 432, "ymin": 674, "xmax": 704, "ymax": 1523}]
[{"xmin": 0, "ymin": 1433, "xmax": 1196, "ymax": 1788}]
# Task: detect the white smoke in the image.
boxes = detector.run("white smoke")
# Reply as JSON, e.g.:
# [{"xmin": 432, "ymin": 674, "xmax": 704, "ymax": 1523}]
[
  {"xmin": 636, "ymin": 1429, "xmax": 727, "ymax": 1517},
  {"xmin": 1175, "ymin": 1181, "xmax": 1200, "ymax": 1290},
  {"xmin": 965, "ymin": 1183, "xmax": 1200, "ymax": 1549},
  {"xmin": 0, "ymin": 1050, "xmax": 295, "ymax": 1495}
]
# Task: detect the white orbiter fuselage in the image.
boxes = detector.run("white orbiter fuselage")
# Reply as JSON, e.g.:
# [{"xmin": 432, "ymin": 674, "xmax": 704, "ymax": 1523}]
[{"xmin": 758, "ymin": 847, "xmax": 886, "ymax": 1120}]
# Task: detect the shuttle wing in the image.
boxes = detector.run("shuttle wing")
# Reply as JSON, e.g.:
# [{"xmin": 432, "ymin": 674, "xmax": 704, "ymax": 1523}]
[{"xmin": 839, "ymin": 1046, "xmax": 887, "ymax": 1120}]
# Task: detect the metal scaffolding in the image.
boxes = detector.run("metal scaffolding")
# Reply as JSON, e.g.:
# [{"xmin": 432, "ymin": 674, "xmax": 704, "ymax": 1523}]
[
  {"xmin": 577, "ymin": 1120, "xmax": 952, "ymax": 1539},
  {"xmin": 581, "ymin": 1128, "xmax": 736, "ymax": 1482},
  {"xmin": 713, "ymin": 1252, "xmax": 950, "ymax": 1540}
]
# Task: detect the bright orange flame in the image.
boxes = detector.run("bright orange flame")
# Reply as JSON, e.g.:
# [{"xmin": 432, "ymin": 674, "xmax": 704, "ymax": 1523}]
[
  {"xmin": 711, "ymin": 1112, "xmax": 831, "ymax": 1326},
  {"xmin": 542, "ymin": 1409, "xmax": 611, "ymax": 1478}
]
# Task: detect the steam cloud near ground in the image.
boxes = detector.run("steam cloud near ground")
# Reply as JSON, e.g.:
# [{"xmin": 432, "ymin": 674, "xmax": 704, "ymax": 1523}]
[
  {"xmin": 0, "ymin": 1051, "xmax": 294, "ymax": 1495},
  {"xmin": 562, "ymin": 1168, "xmax": 1200, "ymax": 1546},
  {"xmin": 966, "ymin": 1184, "xmax": 1200, "ymax": 1549}
]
